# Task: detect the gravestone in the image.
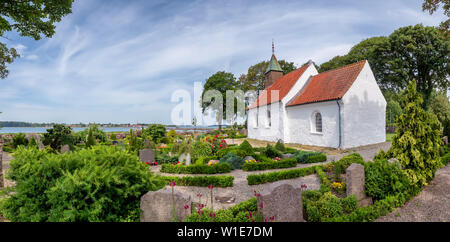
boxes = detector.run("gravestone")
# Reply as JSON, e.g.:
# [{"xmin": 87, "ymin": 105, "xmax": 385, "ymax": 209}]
[
  {"xmin": 346, "ymin": 163, "xmax": 372, "ymax": 206},
  {"xmin": 443, "ymin": 136, "xmax": 448, "ymax": 145},
  {"xmin": 260, "ymin": 182, "xmax": 304, "ymax": 222},
  {"xmin": 61, "ymin": 144, "xmax": 70, "ymax": 154},
  {"xmin": 139, "ymin": 149, "xmax": 155, "ymax": 163},
  {"xmin": 179, "ymin": 153, "xmax": 191, "ymax": 165},
  {"xmin": 140, "ymin": 189, "xmax": 191, "ymax": 222},
  {"xmin": 38, "ymin": 141, "xmax": 45, "ymax": 150}
]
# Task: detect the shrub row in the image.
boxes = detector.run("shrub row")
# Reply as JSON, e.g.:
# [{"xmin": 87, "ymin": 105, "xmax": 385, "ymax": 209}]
[
  {"xmin": 162, "ymin": 175, "xmax": 234, "ymax": 187},
  {"xmin": 160, "ymin": 163, "xmax": 231, "ymax": 174},
  {"xmin": 442, "ymin": 152, "xmax": 450, "ymax": 166},
  {"xmin": 242, "ymin": 158, "xmax": 297, "ymax": 171},
  {"xmin": 247, "ymin": 166, "xmax": 317, "ymax": 185},
  {"xmin": 184, "ymin": 197, "xmax": 257, "ymax": 222},
  {"xmin": 293, "ymin": 150, "xmax": 326, "ymax": 164}
]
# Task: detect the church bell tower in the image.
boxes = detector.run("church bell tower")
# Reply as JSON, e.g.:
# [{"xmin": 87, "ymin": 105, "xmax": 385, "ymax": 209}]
[{"xmin": 264, "ymin": 41, "xmax": 283, "ymax": 88}]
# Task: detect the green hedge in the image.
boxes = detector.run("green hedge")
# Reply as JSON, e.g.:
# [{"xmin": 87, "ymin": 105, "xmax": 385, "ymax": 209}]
[
  {"xmin": 242, "ymin": 158, "xmax": 297, "ymax": 171},
  {"xmin": 442, "ymin": 152, "xmax": 450, "ymax": 165},
  {"xmin": 293, "ymin": 150, "xmax": 326, "ymax": 163},
  {"xmin": 184, "ymin": 197, "xmax": 257, "ymax": 222},
  {"xmin": 247, "ymin": 165, "xmax": 317, "ymax": 185},
  {"xmin": 195, "ymin": 156, "xmax": 218, "ymax": 165},
  {"xmin": 160, "ymin": 163, "xmax": 231, "ymax": 174},
  {"xmin": 162, "ymin": 175, "xmax": 234, "ymax": 187}
]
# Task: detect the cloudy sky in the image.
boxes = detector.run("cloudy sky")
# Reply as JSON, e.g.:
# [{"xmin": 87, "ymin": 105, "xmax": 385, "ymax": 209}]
[{"xmin": 0, "ymin": 0, "xmax": 446, "ymax": 125}]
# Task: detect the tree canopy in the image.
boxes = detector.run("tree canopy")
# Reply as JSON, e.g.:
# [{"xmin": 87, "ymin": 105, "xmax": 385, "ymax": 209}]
[
  {"xmin": 0, "ymin": 0, "xmax": 75, "ymax": 79},
  {"xmin": 422, "ymin": 0, "xmax": 450, "ymax": 32},
  {"xmin": 319, "ymin": 24, "xmax": 450, "ymax": 109},
  {"xmin": 238, "ymin": 60, "xmax": 297, "ymax": 92}
]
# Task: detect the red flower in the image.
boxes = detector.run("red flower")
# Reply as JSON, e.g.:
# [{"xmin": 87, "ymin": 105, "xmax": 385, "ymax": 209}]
[
  {"xmin": 260, "ymin": 202, "xmax": 263, "ymax": 209},
  {"xmin": 170, "ymin": 181, "xmax": 176, "ymax": 187},
  {"xmin": 208, "ymin": 184, "xmax": 213, "ymax": 190},
  {"xmin": 155, "ymin": 162, "xmax": 158, "ymax": 165},
  {"xmin": 184, "ymin": 205, "xmax": 190, "ymax": 210},
  {"xmin": 215, "ymin": 135, "xmax": 219, "ymax": 138},
  {"xmin": 210, "ymin": 212, "xmax": 216, "ymax": 218},
  {"xmin": 197, "ymin": 193, "xmax": 202, "ymax": 197}
]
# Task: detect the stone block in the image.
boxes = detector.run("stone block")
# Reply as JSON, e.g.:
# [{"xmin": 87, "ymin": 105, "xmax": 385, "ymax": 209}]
[
  {"xmin": 260, "ymin": 182, "xmax": 304, "ymax": 222},
  {"xmin": 139, "ymin": 149, "xmax": 155, "ymax": 163},
  {"xmin": 140, "ymin": 189, "xmax": 191, "ymax": 222}
]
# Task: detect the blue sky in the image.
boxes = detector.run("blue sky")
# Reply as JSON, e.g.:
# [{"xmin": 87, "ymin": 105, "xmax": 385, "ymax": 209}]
[{"xmin": 0, "ymin": 0, "xmax": 446, "ymax": 125}]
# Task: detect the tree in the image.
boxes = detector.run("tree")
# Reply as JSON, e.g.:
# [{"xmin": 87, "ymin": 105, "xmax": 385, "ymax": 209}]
[
  {"xmin": 238, "ymin": 60, "xmax": 297, "ymax": 92},
  {"xmin": 429, "ymin": 93, "xmax": 450, "ymax": 127},
  {"xmin": 422, "ymin": 0, "xmax": 450, "ymax": 32},
  {"xmin": 0, "ymin": 0, "xmax": 75, "ymax": 79},
  {"xmin": 386, "ymin": 99, "xmax": 402, "ymax": 127},
  {"xmin": 319, "ymin": 25, "xmax": 449, "ymax": 110},
  {"xmin": 142, "ymin": 124, "xmax": 167, "ymax": 144},
  {"xmin": 389, "ymin": 81, "xmax": 442, "ymax": 191},
  {"xmin": 42, "ymin": 124, "xmax": 76, "ymax": 151},
  {"xmin": 201, "ymin": 71, "xmax": 239, "ymax": 130},
  {"xmin": 85, "ymin": 129, "xmax": 96, "ymax": 148}
]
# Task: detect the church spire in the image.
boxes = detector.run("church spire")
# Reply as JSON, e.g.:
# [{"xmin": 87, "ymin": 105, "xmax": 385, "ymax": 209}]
[{"xmin": 264, "ymin": 40, "xmax": 284, "ymax": 88}]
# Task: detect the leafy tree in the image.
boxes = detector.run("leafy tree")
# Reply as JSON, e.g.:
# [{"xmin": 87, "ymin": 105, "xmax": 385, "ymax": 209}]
[
  {"xmin": 85, "ymin": 129, "xmax": 96, "ymax": 148},
  {"xmin": 389, "ymin": 81, "xmax": 442, "ymax": 191},
  {"xmin": 142, "ymin": 124, "xmax": 167, "ymax": 144},
  {"xmin": 386, "ymin": 99, "xmax": 402, "ymax": 127},
  {"xmin": 201, "ymin": 71, "xmax": 240, "ymax": 130},
  {"xmin": 319, "ymin": 25, "xmax": 449, "ymax": 109},
  {"xmin": 422, "ymin": 0, "xmax": 450, "ymax": 32},
  {"xmin": 238, "ymin": 60, "xmax": 297, "ymax": 92},
  {"xmin": 12, "ymin": 133, "xmax": 28, "ymax": 148},
  {"xmin": 0, "ymin": 0, "xmax": 75, "ymax": 79},
  {"xmin": 42, "ymin": 124, "xmax": 76, "ymax": 151},
  {"xmin": 76, "ymin": 124, "xmax": 107, "ymax": 144},
  {"xmin": 429, "ymin": 93, "xmax": 450, "ymax": 127}
]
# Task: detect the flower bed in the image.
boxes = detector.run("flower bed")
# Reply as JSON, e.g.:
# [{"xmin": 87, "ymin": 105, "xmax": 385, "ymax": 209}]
[
  {"xmin": 184, "ymin": 197, "xmax": 258, "ymax": 222},
  {"xmin": 242, "ymin": 158, "xmax": 297, "ymax": 171},
  {"xmin": 160, "ymin": 163, "xmax": 231, "ymax": 174},
  {"xmin": 247, "ymin": 165, "xmax": 317, "ymax": 185},
  {"xmin": 162, "ymin": 175, "xmax": 234, "ymax": 187}
]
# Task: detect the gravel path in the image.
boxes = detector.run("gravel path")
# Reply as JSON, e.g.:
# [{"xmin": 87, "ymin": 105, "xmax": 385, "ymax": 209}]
[
  {"xmin": 375, "ymin": 164, "xmax": 450, "ymax": 222},
  {"xmin": 1, "ymin": 152, "xmax": 15, "ymax": 188}
]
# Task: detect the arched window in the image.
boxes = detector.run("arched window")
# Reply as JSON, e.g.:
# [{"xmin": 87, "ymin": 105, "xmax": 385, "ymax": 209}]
[{"xmin": 315, "ymin": 112, "xmax": 322, "ymax": 133}]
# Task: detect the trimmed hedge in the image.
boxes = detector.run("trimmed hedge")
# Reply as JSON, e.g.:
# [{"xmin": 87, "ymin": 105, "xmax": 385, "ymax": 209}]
[
  {"xmin": 184, "ymin": 197, "xmax": 257, "ymax": 222},
  {"xmin": 160, "ymin": 163, "xmax": 231, "ymax": 174},
  {"xmin": 294, "ymin": 150, "xmax": 326, "ymax": 163},
  {"xmin": 442, "ymin": 152, "xmax": 450, "ymax": 165},
  {"xmin": 247, "ymin": 165, "xmax": 317, "ymax": 185},
  {"xmin": 242, "ymin": 158, "xmax": 297, "ymax": 171},
  {"xmin": 162, "ymin": 175, "xmax": 234, "ymax": 187},
  {"xmin": 195, "ymin": 156, "xmax": 218, "ymax": 165}
]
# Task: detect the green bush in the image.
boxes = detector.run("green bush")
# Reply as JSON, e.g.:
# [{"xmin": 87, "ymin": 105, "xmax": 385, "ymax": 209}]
[
  {"xmin": 262, "ymin": 144, "xmax": 282, "ymax": 158},
  {"xmin": 306, "ymin": 153, "xmax": 327, "ymax": 163},
  {"xmin": 12, "ymin": 133, "xmax": 28, "ymax": 148},
  {"xmin": 191, "ymin": 140, "xmax": 213, "ymax": 161},
  {"xmin": 162, "ymin": 175, "xmax": 234, "ymax": 187},
  {"xmin": 0, "ymin": 145, "xmax": 165, "ymax": 222},
  {"xmin": 195, "ymin": 156, "xmax": 218, "ymax": 165},
  {"xmin": 155, "ymin": 152, "xmax": 178, "ymax": 164},
  {"xmin": 341, "ymin": 195, "xmax": 358, "ymax": 213},
  {"xmin": 242, "ymin": 158, "xmax": 297, "ymax": 171},
  {"xmin": 247, "ymin": 166, "xmax": 316, "ymax": 185},
  {"xmin": 219, "ymin": 152, "xmax": 245, "ymax": 170},
  {"xmin": 76, "ymin": 125, "xmax": 107, "ymax": 144},
  {"xmin": 184, "ymin": 197, "xmax": 256, "ymax": 222},
  {"xmin": 293, "ymin": 150, "xmax": 323, "ymax": 163},
  {"xmin": 160, "ymin": 163, "xmax": 231, "ymax": 174},
  {"xmin": 28, "ymin": 137, "xmax": 38, "ymax": 148},
  {"xmin": 365, "ymin": 159, "xmax": 412, "ymax": 200},
  {"xmin": 284, "ymin": 147, "xmax": 297, "ymax": 154},
  {"xmin": 2, "ymin": 145, "xmax": 14, "ymax": 153},
  {"xmin": 274, "ymin": 140, "xmax": 285, "ymax": 152},
  {"xmin": 43, "ymin": 124, "xmax": 77, "ymax": 151},
  {"xmin": 239, "ymin": 140, "xmax": 255, "ymax": 156},
  {"xmin": 142, "ymin": 124, "xmax": 167, "ymax": 144},
  {"xmin": 442, "ymin": 152, "xmax": 450, "ymax": 165}
]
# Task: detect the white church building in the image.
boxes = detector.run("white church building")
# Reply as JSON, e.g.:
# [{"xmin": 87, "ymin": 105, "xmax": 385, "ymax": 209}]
[{"xmin": 247, "ymin": 51, "xmax": 386, "ymax": 149}]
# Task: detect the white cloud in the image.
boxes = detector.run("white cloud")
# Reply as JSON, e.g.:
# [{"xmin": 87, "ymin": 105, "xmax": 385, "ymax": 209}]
[{"xmin": 0, "ymin": 0, "xmax": 447, "ymax": 124}]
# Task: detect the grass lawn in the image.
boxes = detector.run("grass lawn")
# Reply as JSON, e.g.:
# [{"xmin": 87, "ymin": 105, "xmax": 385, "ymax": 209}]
[{"xmin": 386, "ymin": 133, "xmax": 395, "ymax": 142}]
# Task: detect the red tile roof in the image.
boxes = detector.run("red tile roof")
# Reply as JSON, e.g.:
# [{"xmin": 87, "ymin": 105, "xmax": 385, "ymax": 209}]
[
  {"xmin": 247, "ymin": 63, "xmax": 311, "ymax": 110},
  {"xmin": 287, "ymin": 60, "xmax": 366, "ymax": 107}
]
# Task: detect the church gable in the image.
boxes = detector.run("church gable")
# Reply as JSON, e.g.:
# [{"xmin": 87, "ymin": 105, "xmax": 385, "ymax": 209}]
[{"xmin": 286, "ymin": 60, "xmax": 366, "ymax": 107}]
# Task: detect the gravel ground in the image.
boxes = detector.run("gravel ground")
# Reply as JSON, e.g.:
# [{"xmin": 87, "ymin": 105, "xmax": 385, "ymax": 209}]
[
  {"xmin": 375, "ymin": 164, "xmax": 450, "ymax": 222},
  {"xmin": 1, "ymin": 152, "xmax": 15, "ymax": 188}
]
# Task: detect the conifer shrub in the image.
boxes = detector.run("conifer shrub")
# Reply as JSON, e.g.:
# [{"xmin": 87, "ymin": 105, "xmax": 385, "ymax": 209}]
[
  {"xmin": 0, "ymin": 145, "xmax": 165, "ymax": 222},
  {"xmin": 219, "ymin": 152, "xmax": 245, "ymax": 170},
  {"xmin": 262, "ymin": 144, "xmax": 282, "ymax": 158},
  {"xmin": 274, "ymin": 140, "xmax": 285, "ymax": 152},
  {"xmin": 12, "ymin": 133, "xmax": 28, "ymax": 148},
  {"xmin": 239, "ymin": 140, "xmax": 254, "ymax": 156},
  {"xmin": 389, "ymin": 81, "xmax": 442, "ymax": 190}
]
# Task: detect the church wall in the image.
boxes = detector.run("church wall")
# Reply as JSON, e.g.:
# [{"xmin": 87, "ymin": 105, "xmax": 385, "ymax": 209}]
[
  {"xmin": 341, "ymin": 62, "xmax": 386, "ymax": 149},
  {"xmin": 285, "ymin": 100, "xmax": 340, "ymax": 148},
  {"xmin": 247, "ymin": 102, "xmax": 284, "ymax": 142}
]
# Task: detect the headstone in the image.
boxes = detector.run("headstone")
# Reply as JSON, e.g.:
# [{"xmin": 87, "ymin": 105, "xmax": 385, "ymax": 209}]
[
  {"xmin": 139, "ymin": 149, "xmax": 155, "ymax": 163},
  {"xmin": 443, "ymin": 136, "xmax": 448, "ymax": 145},
  {"xmin": 140, "ymin": 189, "xmax": 191, "ymax": 222},
  {"xmin": 179, "ymin": 153, "xmax": 191, "ymax": 165},
  {"xmin": 38, "ymin": 141, "xmax": 45, "ymax": 150},
  {"xmin": 346, "ymin": 163, "xmax": 373, "ymax": 206},
  {"xmin": 260, "ymin": 182, "xmax": 304, "ymax": 222},
  {"xmin": 281, "ymin": 153, "xmax": 293, "ymax": 159},
  {"xmin": 61, "ymin": 144, "xmax": 70, "ymax": 154}
]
